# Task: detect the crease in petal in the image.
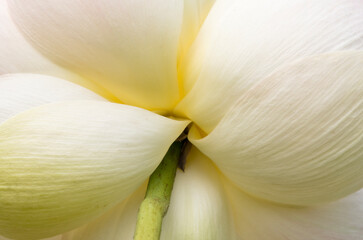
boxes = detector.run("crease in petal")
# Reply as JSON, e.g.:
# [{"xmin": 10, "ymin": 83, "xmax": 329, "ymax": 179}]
[
  {"xmin": 175, "ymin": 0, "xmax": 363, "ymax": 133},
  {"xmin": 0, "ymin": 101, "xmax": 188, "ymax": 239},
  {"xmin": 0, "ymin": 73, "xmax": 106, "ymax": 124},
  {"xmin": 225, "ymin": 180, "xmax": 363, "ymax": 240},
  {"xmin": 191, "ymin": 51, "xmax": 363, "ymax": 206},
  {"xmin": 8, "ymin": 0, "xmax": 185, "ymax": 111}
]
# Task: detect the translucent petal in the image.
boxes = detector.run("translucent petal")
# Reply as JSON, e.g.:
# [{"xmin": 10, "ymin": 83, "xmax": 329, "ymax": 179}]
[
  {"xmin": 8, "ymin": 0, "xmax": 184, "ymax": 111},
  {"xmin": 0, "ymin": 73, "xmax": 105, "ymax": 123},
  {"xmin": 191, "ymin": 52, "xmax": 363, "ymax": 206},
  {"xmin": 175, "ymin": 0, "xmax": 363, "ymax": 133},
  {"xmin": 0, "ymin": 101, "xmax": 188, "ymax": 239},
  {"xmin": 226, "ymin": 181, "xmax": 363, "ymax": 240}
]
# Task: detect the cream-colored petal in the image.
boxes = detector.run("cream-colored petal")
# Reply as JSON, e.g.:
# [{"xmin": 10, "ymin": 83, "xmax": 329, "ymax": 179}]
[
  {"xmin": 7, "ymin": 0, "xmax": 185, "ymax": 111},
  {"xmin": 175, "ymin": 0, "xmax": 363, "ymax": 133},
  {"xmin": 226, "ymin": 181, "xmax": 363, "ymax": 240},
  {"xmin": 61, "ymin": 148, "xmax": 237, "ymax": 240},
  {"xmin": 0, "ymin": 73, "xmax": 106, "ymax": 123},
  {"xmin": 0, "ymin": 101, "xmax": 188, "ymax": 239},
  {"xmin": 0, "ymin": 1, "xmax": 74, "ymax": 77},
  {"xmin": 191, "ymin": 52, "xmax": 363, "ymax": 206},
  {"xmin": 0, "ymin": 2, "xmax": 113, "ymax": 99}
]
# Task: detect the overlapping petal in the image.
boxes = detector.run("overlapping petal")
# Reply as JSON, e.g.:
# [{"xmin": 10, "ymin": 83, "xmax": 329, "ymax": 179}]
[
  {"xmin": 225, "ymin": 181, "xmax": 363, "ymax": 240},
  {"xmin": 7, "ymin": 0, "xmax": 218, "ymax": 110},
  {"xmin": 60, "ymin": 148, "xmax": 237, "ymax": 240},
  {"xmin": 7, "ymin": 0, "xmax": 183, "ymax": 111},
  {"xmin": 0, "ymin": 101, "xmax": 188, "ymax": 239},
  {"xmin": 175, "ymin": 0, "xmax": 363, "ymax": 133},
  {"xmin": 191, "ymin": 51, "xmax": 363, "ymax": 206},
  {"xmin": 0, "ymin": 73, "xmax": 106, "ymax": 123}
]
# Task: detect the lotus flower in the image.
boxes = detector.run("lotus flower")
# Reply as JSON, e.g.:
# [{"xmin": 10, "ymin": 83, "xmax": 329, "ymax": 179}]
[{"xmin": 0, "ymin": 0, "xmax": 362, "ymax": 239}]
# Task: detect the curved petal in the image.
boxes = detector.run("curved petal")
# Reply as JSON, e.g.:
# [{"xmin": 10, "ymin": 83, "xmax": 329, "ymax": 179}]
[
  {"xmin": 7, "ymin": 0, "xmax": 185, "ymax": 111},
  {"xmin": 0, "ymin": 2, "xmax": 73, "ymax": 77},
  {"xmin": 0, "ymin": 101, "xmax": 188, "ymax": 239},
  {"xmin": 0, "ymin": 2, "xmax": 113, "ymax": 100},
  {"xmin": 0, "ymin": 73, "xmax": 106, "ymax": 123},
  {"xmin": 191, "ymin": 51, "xmax": 363, "ymax": 206},
  {"xmin": 61, "ymin": 148, "xmax": 237, "ymax": 240},
  {"xmin": 225, "ymin": 181, "xmax": 363, "ymax": 240},
  {"xmin": 175, "ymin": 0, "xmax": 363, "ymax": 133}
]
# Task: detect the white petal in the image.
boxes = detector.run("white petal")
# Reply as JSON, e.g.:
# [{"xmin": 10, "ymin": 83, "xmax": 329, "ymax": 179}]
[
  {"xmin": 0, "ymin": 73, "xmax": 106, "ymax": 123},
  {"xmin": 226, "ymin": 181, "xmax": 363, "ymax": 240},
  {"xmin": 161, "ymin": 147, "xmax": 237, "ymax": 240},
  {"xmin": 0, "ymin": 101, "xmax": 188, "ymax": 239},
  {"xmin": 175, "ymin": 0, "xmax": 363, "ymax": 133},
  {"xmin": 61, "ymin": 148, "xmax": 237, "ymax": 240},
  {"xmin": 191, "ymin": 51, "xmax": 363, "ymax": 206},
  {"xmin": 8, "ymin": 0, "xmax": 185, "ymax": 111}
]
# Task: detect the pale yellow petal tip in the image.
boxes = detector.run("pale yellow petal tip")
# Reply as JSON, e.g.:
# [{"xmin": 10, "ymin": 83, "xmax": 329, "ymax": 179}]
[{"xmin": 0, "ymin": 101, "xmax": 186, "ymax": 239}]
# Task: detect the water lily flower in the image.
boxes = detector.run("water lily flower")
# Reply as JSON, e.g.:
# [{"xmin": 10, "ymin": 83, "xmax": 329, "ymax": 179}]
[{"xmin": 0, "ymin": 0, "xmax": 362, "ymax": 239}]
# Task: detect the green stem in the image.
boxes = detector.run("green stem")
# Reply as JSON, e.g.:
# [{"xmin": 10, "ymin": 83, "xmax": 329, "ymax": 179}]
[{"xmin": 134, "ymin": 141, "xmax": 183, "ymax": 240}]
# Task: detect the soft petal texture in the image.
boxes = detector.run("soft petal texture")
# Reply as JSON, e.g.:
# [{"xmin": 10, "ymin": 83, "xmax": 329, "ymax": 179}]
[
  {"xmin": 225, "ymin": 181, "xmax": 363, "ymax": 240},
  {"xmin": 0, "ymin": 2, "xmax": 113, "ymax": 100},
  {"xmin": 191, "ymin": 52, "xmax": 363, "ymax": 206},
  {"xmin": 0, "ymin": 73, "xmax": 106, "ymax": 123},
  {"xmin": 175, "ymin": 0, "xmax": 363, "ymax": 133},
  {"xmin": 61, "ymin": 148, "xmax": 237, "ymax": 240},
  {"xmin": 7, "ymin": 0, "xmax": 185, "ymax": 111},
  {"xmin": 0, "ymin": 101, "xmax": 188, "ymax": 239}
]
